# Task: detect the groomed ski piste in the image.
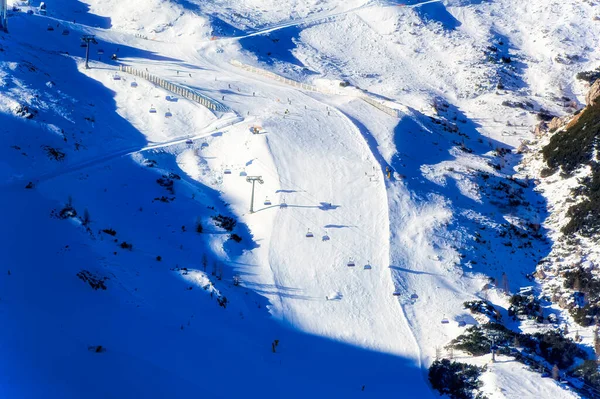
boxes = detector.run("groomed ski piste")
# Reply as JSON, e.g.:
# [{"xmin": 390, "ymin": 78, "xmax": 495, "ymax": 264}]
[{"xmin": 1, "ymin": 0, "xmax": 599, "ymax": 397}]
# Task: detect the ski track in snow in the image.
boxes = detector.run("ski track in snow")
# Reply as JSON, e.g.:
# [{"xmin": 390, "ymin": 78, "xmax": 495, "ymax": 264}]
[{"xmin": 1, "ymin": 0, "xmax": 595, "ymax": 397}]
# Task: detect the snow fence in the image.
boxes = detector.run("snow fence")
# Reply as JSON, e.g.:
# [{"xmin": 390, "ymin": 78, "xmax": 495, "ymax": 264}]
[
  {"xmin": 230, "ymin": 59, "xmax": 400, "ymax": 118},
  {"xmin": 119, "ymin": 65, "xmax": 229, "ymax": 113}
]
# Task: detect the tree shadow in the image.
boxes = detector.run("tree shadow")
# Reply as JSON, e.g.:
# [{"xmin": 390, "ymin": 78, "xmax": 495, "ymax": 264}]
[{"xmin": 391, "ymin": 100, "xmax": 551, "ymax": 290}]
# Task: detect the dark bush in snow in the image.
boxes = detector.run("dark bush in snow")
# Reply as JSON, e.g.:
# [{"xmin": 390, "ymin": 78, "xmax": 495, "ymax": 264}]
[
  {"xmin": 212, "ymin": 214, "xmax": 237, "ymax": 231},
  {"xmin": 428, "ymin": 359, "xmax": 485, "ymax": 399}
]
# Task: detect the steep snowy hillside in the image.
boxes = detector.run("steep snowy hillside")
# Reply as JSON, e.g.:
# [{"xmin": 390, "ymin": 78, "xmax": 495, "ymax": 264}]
[{"xmin": 2, "ymin": 0, "xmax": 599, "ymax": 397}]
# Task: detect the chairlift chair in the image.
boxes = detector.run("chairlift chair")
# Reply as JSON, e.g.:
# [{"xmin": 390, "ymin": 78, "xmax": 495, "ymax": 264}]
[
  {"xmin": 113, "ymin": 74, "xmax": 121, "ymax": 81},
  {"xmin": 364, "ymin": 264, "xmax": 372, "ymax": 270},
  {"xmin": 410, "ymin": 293, "xmax": 419, "ymax": 300},
  {"xmin": 80, "ymin": 42, "xmax": 87, "ymax": 47},
  {"xmin": 393, "ymin": 291, "xmax": 402, "ymax": 296},
  {"xmin": 47, "ymin": 25, "xmax": 54, "ymax": 31},
  {"xmin": 130, "ymin": 81, "xmax": 138, "ymax": 88},
  {"xmin": 185, "ymin": 139, "xmax": 193, "ymax": 145},
  {"xmin": 264, "ymin": 197, "xmax": 272, "ymax": 206},
  {"xmin": 441, "ymin": 317, "xmax": 450, "ymax": 324},
  {"xmin": 98, "ymin": 49, "xmax": 105, "ymax": 55},
  {"xmin": 305, "ymin": 229, "xmax": 314, "ymax": 238},
  {"xmin": 149, "ymin": 105, "xmax": 157, "ymax": 114},
  {"xmin": 239, "ymin": 171, "xmax": 247, "ymax": 177},
  {"xmin": 201, "ymin": 142, "xmax": 209, "ymax": 149},
  {"xmin": 165, "ymin": 109, "xmax": 173, "ymax": 118},
  {"xmin": 223, "ymin": 168, "xmax": 232, "ymax": 175},
  {"xmin": 322, "ymin": 233, "xmax": 330, "ymax": 242},
  {"xmin": 62, "ymin": 29, "xmax": 70, "ymax": 36},
  {"xmin": 280, "ymin": 199, "xmax": 288, "ymax": 208},
  {"xmin": 347, "ymin": 258, "xmax": 355, "ymax": 267}
]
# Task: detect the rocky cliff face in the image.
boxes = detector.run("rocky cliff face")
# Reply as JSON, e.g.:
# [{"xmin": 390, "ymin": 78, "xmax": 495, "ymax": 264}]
[{"xmin": 522, "ymin": 80, "xmax": 600, "ymax": 327}]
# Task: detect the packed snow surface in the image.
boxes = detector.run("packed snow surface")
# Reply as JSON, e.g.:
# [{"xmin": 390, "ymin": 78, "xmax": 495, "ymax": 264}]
[{"xmin": 1, "ymin": 0, "xmax": 599, "ymax": 397}]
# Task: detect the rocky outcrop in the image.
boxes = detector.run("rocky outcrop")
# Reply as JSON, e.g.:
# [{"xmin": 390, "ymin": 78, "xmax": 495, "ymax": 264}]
[{"xmin": 585, "ymin": 79, "xmax": 600, "ymax": 106}]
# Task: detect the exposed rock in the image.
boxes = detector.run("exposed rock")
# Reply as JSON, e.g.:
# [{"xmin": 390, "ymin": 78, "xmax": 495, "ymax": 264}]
[
  {"xmin": 534, "ymin": 121, "xmax": 548, "ymax": 137},
  {"xmin": 548, "ymin": 117, "xmax": 563, "ymax": 132},
  {"xmin": 585, "ymin": 79, "xmax": 600, "ymax": 106}
]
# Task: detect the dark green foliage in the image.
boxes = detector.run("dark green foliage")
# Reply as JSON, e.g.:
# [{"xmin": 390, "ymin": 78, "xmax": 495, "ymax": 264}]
[
  {"xmin": 570, "ymin": 305, "xmax": 600, "ymax": 327},
  {"xmin": 196, "ymin": 221, "xmax": 203, "ymax": 233},
  {"xmin": 542, "ymin": 102, "xmax": 600, "ymax": 237},
  {"xmin": 450, "ymin": 326, "xmax": 491, "ymax": 356},
  {"xmin": 564, "ymin": 267, "xmax": 600, "ymax": 298},
  {"xmin": 563, "ymin": 267, "xmax": 600, "ymax": 326},
  {"xmin": 449, "ymin": 324, "xmax": 586, "ymax": 370},
  {"xmin": 533, "ymin": 330, "xmax": 586, "ymax": 369},
  {"xmin": 428, "ymin": 359, "xmax": 485, "ymax": 399},
  {"xmin": 212, "ymin": 214, "xmax": 237, "ymax": 231},
  {"xmin": 464, "ymin": 300, "xmax": 501, "ymax": 321},
  {"xmin": 102, "ymin": 228, "xmax": 117, "ymax": 236},
  {"xmin": 572, "ymin": 360, "xmax": 600, "ymax": 389},
  {"xmin": 563, "ymin": 164, "xmax": 600, "ymax": 237},
  {"xmin": 508, "ymin": 294, "xmax": 542, "ymax": 321},
  {"xmin": 229, "ymin": 233, "xmax": 242, "ymax": 243},
  {"xmin": 576, "ymin": 68, "xmax": 600, "ymax": 83},
  {"xmin": 120, "ymin": 241, "xmax": 133, "ymax": 250},
  {"xmin": 542, "ymin": 103, "xmax": 599, "ymax": 174}
]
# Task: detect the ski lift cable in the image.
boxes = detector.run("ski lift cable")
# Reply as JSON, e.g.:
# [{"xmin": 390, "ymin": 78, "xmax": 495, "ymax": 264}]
[
  {"xmin": 282, "ymin": 205, "xmax": 368, "ymax": 266},
  {"xmin": 251, "ymin": 159, "xmax": 382, "ymax": 263},
  {"xmin": 253, "ymin": 157, "xmax": 386, "ymax": 246},
  {"xmin": 252, "ymin": 156, "xmax": 386, "ymax": 243}
]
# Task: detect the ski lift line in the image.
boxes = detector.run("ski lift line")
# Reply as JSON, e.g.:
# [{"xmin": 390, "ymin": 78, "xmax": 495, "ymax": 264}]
[
  {"xmin": 253, "ymin": 162, "xmax": 387, "ymax": 255},
  {"xmin": 282, "ymin": 204, "xmax": 370, "ymax": 267},
  {"xmin": 253, "ymin": 157, "xmax": 387, "ymax": 246}
]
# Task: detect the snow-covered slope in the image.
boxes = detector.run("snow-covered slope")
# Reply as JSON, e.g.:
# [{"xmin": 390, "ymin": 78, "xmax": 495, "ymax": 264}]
[{"xmin": 2, "ymin": 0, "xmax": 599, "ymax": 397}]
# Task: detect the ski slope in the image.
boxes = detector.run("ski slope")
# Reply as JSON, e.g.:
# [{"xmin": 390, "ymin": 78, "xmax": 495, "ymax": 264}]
[{"xmin": 2, "ymin": 0, "xmax": 599, "ymax": 397}]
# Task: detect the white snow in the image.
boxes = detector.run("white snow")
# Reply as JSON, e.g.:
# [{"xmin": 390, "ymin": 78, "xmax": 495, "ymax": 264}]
[{"xmin": 1, "ymin": 0, "xmax": 598, "ymax": 397}]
